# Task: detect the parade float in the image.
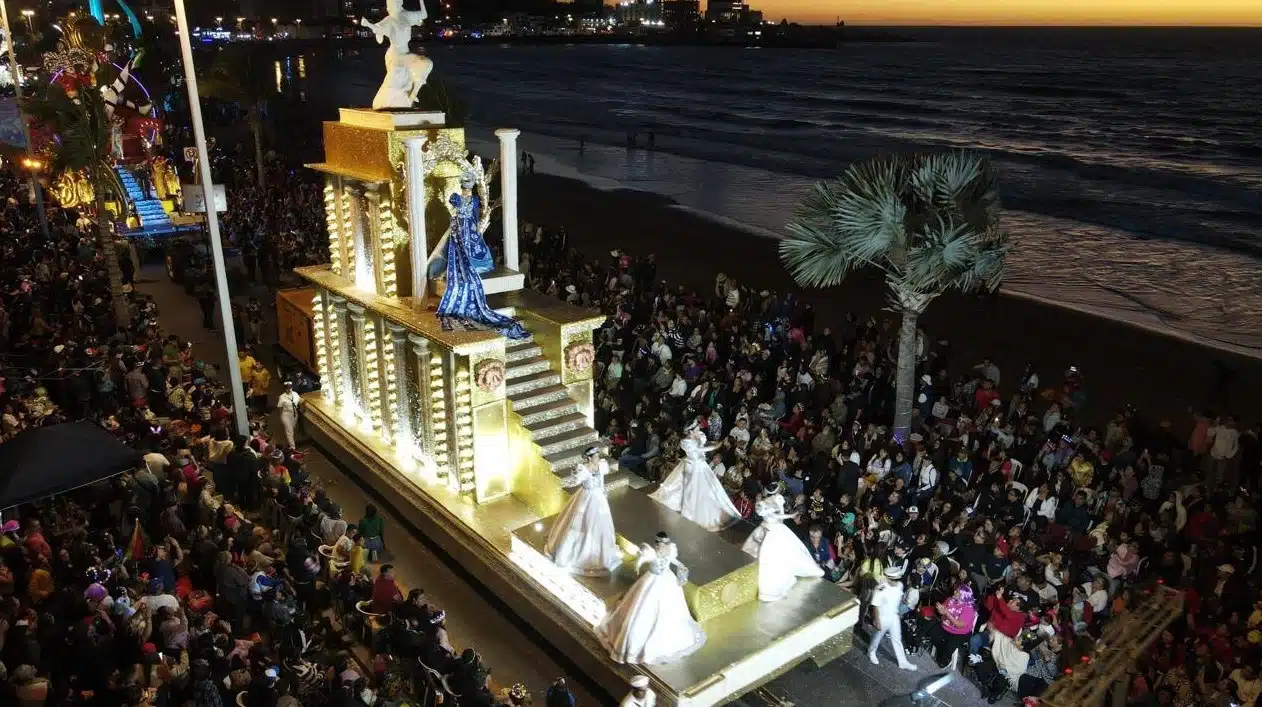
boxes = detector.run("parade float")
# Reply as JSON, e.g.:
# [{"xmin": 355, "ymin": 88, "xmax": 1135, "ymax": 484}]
[
  {"xmin": 33, "ymin": 13, "xmax": 181, "ymax": 237},
  {"xmin": 294, "ymin": 2, "xmax": 859, "ymax": 704}
]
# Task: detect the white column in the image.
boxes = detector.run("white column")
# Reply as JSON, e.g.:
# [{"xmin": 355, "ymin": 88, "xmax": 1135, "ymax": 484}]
[
  {"xmin": 404, "ymin": 136, "xmax": 429, "ymax": 308},
  {"xmin": 495, "ymin": 128, "xmax": 520, "ymax": 272}
]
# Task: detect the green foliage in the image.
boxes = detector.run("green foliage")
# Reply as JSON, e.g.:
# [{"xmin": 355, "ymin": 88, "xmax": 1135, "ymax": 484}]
[
  {"xmin": 780, "ymin": 151, "xmax": 1009, "ymax": 306},
  {"xmin": 26, "ymin": 77, "xmax": 125, "ymax": 203}
]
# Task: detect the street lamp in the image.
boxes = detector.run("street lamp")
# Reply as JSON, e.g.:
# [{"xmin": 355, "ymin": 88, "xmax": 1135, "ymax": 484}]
[
  {"xmin": 214, "ymin": 16, "xmax": 222, "ymax": 25},
  {"xmin": 19, "ymin": 8, "xmax": 32, "ymax": 34},
  {"xmin": 271, "ymin": 17, "xmax": 277, "ymax": 25},
  {"xmin": 172, "ymin": 0, "xmax": 250, "ymax": 437}
]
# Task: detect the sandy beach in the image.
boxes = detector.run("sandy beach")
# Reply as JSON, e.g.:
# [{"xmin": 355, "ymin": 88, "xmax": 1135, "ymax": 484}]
[{"xmin": 516, "ymin": 172, "xmax": 1262, "ymax": 427}]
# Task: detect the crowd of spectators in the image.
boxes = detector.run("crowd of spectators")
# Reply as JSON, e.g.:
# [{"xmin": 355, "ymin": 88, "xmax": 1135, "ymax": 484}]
[
  {"xmin": 520, "ymin": 219, "xmax": 1262, "ymax": 706},
  {"xmin": 0, "ymin": 166, "xmax": 557, "ymax": 707}
]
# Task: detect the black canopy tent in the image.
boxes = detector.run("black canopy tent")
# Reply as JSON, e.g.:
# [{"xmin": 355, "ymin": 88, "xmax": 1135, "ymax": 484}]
[{"xmin": 0, "ymin": 421, "xmax": 141, "ymax": 510}]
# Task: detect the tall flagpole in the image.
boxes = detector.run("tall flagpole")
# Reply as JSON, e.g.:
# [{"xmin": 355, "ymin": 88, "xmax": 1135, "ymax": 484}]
[
  {"xmin": 172, "ymin": 0, "xmax": 249, "ymax": 437},
  {"xmin": 0, "ymin": 0, "xmax": 51, "ymax": 239}
]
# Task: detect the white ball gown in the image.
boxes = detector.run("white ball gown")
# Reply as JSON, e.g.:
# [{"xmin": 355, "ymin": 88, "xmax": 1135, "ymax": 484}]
[
  {"xmin": 596, "ymin": 540, "xmax": 706, "ymax": 665},
  {"xmin": 649, "ymin": 432, "xmax": 741, "ymax": 531},
  {"xmin": 544, "ymin": 457, "xmax": 622, "ymax": 576},
  {"xmin": 741, "ymin": 492, "xmax": 825, "ymax": 602}
]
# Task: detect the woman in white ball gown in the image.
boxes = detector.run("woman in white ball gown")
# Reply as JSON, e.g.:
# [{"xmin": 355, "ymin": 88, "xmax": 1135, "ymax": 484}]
[
  {"xmin": 596, "ymin": 532, "xmax": 706, "ymax": 665},
  {"xmin": 650, "ymin": 421, "xmax": 741, "ymax": 531},
  {"xmin": 742, "ymin": 482, "xmax": 825, "ymax": 602},
  {"xmin": 545, "ymin": 446, "xmax": 622, "ymax": 576}
]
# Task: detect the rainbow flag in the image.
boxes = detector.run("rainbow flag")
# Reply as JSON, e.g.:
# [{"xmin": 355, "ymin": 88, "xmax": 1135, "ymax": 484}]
[{"xmin": 123, "ymin": 518, "xmax": 146, "ymax": 562}]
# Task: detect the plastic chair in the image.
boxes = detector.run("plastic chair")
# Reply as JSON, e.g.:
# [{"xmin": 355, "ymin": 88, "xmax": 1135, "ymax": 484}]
[
  {"xmin": 355, "ymin": 599, "xmax": 389, "ymax": 647},
  {"xmin": 417, "ymin": 658, "xmax": 461, "ymax": 699}
]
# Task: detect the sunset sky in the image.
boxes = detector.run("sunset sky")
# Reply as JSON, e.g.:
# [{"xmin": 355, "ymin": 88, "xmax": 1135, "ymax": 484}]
[{"xmin": 758, "ymin": 0, "xmax": 1262, "ymax": 26}]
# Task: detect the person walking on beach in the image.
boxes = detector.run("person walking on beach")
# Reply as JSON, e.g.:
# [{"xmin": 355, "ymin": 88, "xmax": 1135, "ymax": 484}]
[{"xmin": 579, "ymin": 138, "xmax": 585, "ymax": 155}]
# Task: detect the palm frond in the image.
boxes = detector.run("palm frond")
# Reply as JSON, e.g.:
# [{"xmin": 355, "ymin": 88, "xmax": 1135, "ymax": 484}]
[
  {"xmin": 782, "ymin": 150, "xmax": 1009, "ymax": 297},
  {"xmin": 781, "ymin": 180, "xmax": 861, "ymax": 288}
]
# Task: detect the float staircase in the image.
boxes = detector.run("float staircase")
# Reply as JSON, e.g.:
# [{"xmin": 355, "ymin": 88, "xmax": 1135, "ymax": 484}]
[
  {"xmin": 503, "ymin": 338, "xmax": 626, "ymax": 489},
  {"xmin": 115, "ymin": 167, "xmax": 171, "ymax": 229}
]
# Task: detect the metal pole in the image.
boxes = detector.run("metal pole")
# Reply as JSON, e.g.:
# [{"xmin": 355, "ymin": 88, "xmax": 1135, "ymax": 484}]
[
  {"xmin": 0, "ymin": 1, "xmax": 50, "ymax": 239},
  {"xmin": 173, "ymin": 0, "xmax": 249, "ymax": 437}
]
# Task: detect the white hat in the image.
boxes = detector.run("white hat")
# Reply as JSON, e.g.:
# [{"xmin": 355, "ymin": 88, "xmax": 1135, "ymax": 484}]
[
  {"xmin": 884, "ymin": 566, "xmax": 905, "ymax": 580},
  {"xmin": 1218, "ymin": 564, "xmax": 1235, "ymax": 574},
  {"xmin": 565, "ymin": 284, "xmax": 577, "ymax": 294},
  {"xmin": 907, "ymin": 506, "xmax": 919, "ymax": 514},
  {"xmin": 630, "ymin": 676, "xmax": 650, "ymax": 689}
]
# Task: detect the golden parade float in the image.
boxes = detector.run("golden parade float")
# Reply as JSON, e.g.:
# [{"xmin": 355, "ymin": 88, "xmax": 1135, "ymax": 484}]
[
  {"xmin": 33, "ymin": 14, "xmax": 179, "ymax": 234},
  {"xmin": 295, "ymin": 4, "xmax": 859, "ymax": 704}
]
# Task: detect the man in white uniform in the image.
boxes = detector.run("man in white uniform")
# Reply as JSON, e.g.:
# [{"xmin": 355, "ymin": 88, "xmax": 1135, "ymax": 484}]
[
  {"xmin": 620, "ymin": 675, "xmax": 655, "ymax": 707},
  {"xmin": 276, "ymin": 381, "xmax": 303, "ymax": 449},
  {"xmin": 868, "ymin": 565, "xmax": 918, "ymax": 671}
]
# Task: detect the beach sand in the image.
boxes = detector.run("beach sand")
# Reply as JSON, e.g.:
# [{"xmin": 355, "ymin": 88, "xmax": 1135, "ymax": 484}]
[{"xmin": 517, "ymin": 173, "xmax": 1262, "ymax": 428}]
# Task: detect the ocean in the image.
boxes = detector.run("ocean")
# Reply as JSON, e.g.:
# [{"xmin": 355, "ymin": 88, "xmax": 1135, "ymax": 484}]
[{"xmin": 312, "ymin": 28, "xmax": 1262, "ymax": 357}]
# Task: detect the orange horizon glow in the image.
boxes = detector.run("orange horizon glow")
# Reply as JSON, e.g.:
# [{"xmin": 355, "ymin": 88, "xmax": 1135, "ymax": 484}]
[{"xmin": 737, "ymin": 1, "xmax": 1262, "ymax": 27}]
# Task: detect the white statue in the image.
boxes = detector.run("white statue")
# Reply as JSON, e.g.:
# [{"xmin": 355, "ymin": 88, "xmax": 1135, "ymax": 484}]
[{"xmin": 360, "ymin": 0, "xmax": 434, "ymax": 111}]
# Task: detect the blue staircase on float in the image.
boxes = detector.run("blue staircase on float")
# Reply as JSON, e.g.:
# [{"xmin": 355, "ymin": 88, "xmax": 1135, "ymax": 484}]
[{"xmin": 115, "ymin": 166, "xmax": 171, "ymax": 230}]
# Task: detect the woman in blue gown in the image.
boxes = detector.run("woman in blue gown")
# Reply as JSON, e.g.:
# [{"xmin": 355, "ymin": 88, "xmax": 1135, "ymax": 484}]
[{"xmin": 436, "ymin": 174, "xmax": 528, "ymax": 340}]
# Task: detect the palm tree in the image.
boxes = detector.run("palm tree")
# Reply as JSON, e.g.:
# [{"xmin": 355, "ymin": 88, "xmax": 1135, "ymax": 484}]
[
  {"xmin": 29, "ymin": 82, "xmax": 131, "ymax": 324},
  {"xmin": 780, "ymin": 151, "xmax": 1009, "ymax": 441},
  {"xmin": 198, "ymin": 45, "xmax": 272, "ymax": 189}
]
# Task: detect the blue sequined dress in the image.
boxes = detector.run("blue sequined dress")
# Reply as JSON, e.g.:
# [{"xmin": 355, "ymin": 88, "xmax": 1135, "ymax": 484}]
[{"xmin": 437, "ymin": 192, "xmax": 528, "ymax": 339}]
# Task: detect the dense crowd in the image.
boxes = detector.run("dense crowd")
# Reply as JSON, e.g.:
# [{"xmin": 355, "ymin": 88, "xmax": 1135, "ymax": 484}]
[
  {"xmin": 0, "ymin": 165, "xmax": 557, "ymax": 707},
  {"xmin": 520, "ymin": 219, "xmax": 1262, "ymax": 706},
  {"xmin": 218, "ymin": 162, "xmax": 328, "ymax": 290}
]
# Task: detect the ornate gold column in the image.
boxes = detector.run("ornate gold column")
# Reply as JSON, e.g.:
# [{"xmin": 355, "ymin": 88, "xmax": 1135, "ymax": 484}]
[
  {"xmin": 340, "ymin": 181, "xmax": 358, "ymax": 287},
  {"xmin": 376, "ymin": 186, "xmax": 399, "ymax": 298},
  {"xmin": 412, "ymin": 334, "xmax": 449, "ymax": 484},
  {"xmin": 311, "ymin": 289, "xmax": 332, "ymax": 404},
  {"xmin": 347, "ymin": 303, "xmax": 368, "ymax": 425},
  {"xmin": 329, "ymin": 295, "xmax": 349, "ymax": 410},
  {"xmin": 362, "ymin": 313, "xmax": 384, "ymax": 436},
  {"xmin": 364, "ymin": 188, "xmax": 385, "ymax": 296},
  {"xmin": 454, "ymin": 358, "xmax": 475, "ymax": 496},
  {"xmin": 324, "ymin": 178, "xmax": 344, "ymax": 278},
  {"xmin": 387, "ymin": 324, "xmax": 410, "ymax": 452}
]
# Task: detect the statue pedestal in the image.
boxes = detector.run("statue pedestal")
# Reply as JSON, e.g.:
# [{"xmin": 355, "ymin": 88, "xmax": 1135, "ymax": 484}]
[{"xmin": 338, "ymin": 108, "xmax": 447, "ymax": 130}]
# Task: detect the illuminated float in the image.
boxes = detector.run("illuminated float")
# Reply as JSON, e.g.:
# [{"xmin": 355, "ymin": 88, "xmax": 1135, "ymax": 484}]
[
  {"xmin": 293, "ymin": 4, "xmax": 860, "ymax": 704},
  {"xmin": 35, "ymin": 13, "xmax": 180, "ymax": 233}
]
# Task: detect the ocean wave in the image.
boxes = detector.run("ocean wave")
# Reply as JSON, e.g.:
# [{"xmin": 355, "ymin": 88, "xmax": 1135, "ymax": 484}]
[{"xmin": 370, "ymin": 41, "xmax": 1262, "ymax": 259}]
